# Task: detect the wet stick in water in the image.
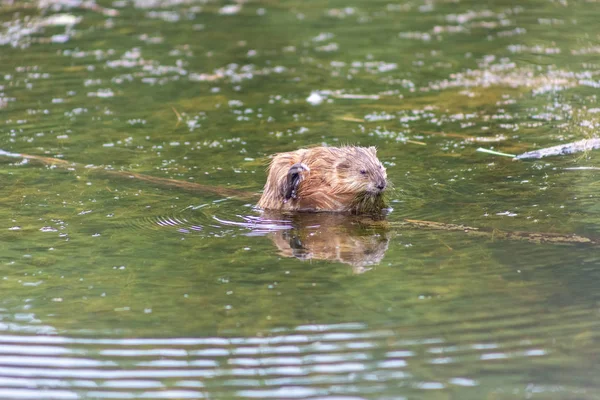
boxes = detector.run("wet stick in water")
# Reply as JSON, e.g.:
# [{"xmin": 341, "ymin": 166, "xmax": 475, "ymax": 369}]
[
  {"xmin": 399, "ymin": 219, "xmax": 599, "ymax": 246},
  {"xmin": 478, "ymin": 139, "xmax": 600, "ymax": 160},
  {"xmin": 513, "ymin": 138, "xmax": 600, "ymax": 160},
  {"xmin": 476, "ymin": 148, "xmax": 516, "ymax": 158},
  {"xmin": 0, "ymin": 149, "xmax": 257, "ymax": 201}
]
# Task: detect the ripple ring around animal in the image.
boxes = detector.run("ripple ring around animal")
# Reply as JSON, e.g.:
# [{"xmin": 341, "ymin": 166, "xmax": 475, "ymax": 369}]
[{"xmin": 257, "ymin": 146, "xmax": 389, "ymax": 214}]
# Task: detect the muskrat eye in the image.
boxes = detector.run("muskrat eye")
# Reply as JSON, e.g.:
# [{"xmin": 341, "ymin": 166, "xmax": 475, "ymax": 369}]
[{"xmin": 360, "ymin": 169, "xmax": 367, "ymax": 175}]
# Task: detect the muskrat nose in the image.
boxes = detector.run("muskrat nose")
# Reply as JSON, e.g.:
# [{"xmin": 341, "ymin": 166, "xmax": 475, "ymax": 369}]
[{"xmin": 377, "ymin": 181, "xmax": 387, "ymax": 191}]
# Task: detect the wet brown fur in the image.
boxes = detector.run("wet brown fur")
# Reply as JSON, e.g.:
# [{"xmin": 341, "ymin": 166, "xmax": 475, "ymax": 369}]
[{"xmin": 257, "ymin": 146, "xmax": 388, "ymax": 213}]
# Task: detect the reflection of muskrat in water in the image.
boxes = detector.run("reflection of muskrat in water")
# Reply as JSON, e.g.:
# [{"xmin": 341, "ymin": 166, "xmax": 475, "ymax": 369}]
[
  {"xmin": 257, "ymin": 146, "xmax": 388, "ymax": 214},
  {"xmin": 264, "ymin": 211, "xmax": 390, "ymax": 273}
]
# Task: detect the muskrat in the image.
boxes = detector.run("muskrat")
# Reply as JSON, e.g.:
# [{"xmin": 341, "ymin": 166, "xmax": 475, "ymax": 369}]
[{"xmin": 257, "ymin": 146, "xmax": 388, "ymax": 214}]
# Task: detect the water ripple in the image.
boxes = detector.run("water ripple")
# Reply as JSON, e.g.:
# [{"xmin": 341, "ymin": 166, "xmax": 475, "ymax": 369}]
[{"xmin": 0, "ymin": 312, "xmax": 589, "ymax": 399}]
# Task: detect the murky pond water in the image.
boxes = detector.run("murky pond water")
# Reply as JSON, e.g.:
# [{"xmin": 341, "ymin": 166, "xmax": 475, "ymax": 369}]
[{"xmin": 1, "ymin": 0, "xmax": 600, "ymax": 398}]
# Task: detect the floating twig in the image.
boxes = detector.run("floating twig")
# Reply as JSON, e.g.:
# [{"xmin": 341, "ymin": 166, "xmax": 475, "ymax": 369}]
[
  {"xmin": 476, "ymin": 147, "xmax": 516, "ymax": 158},
  {"xmin": 332, "ymin": 94, "xmax": 380, "ymax": 100},
  {"xmin": 338, "ymin": 116, "xmax": 365, "ymax": 123},
  {"xmin": 564, "ymin": 166, "xmax": 600, "ymax": 171},
  {"xmin": 171, "ymin": 106, "xmax": 183, "ymax": 128}
]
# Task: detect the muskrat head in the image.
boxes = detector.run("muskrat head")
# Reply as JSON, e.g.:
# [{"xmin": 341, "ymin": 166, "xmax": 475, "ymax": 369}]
[{"xmin": 335, "ymin": 147, "xmax": 387, "ymax": 195}]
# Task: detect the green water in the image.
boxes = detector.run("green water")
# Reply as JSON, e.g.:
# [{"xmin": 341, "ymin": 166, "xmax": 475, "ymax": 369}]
[{"xmin": 1, "ymin": 0, "xmax": 600, "ymax": 398}]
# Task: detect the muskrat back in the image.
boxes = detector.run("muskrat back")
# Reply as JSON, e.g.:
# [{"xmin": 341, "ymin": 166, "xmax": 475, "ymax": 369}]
[{"xmin": 257, "ymin": 146, "xmax": 388, "ymax": 214}]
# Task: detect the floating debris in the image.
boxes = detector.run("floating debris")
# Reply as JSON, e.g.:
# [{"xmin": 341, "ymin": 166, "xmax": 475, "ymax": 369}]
[
  {"xmin": 364, "ymin": 112, "xmax": 394, "ymax": 122},
  {"xmin": 219, "ymin": 4, "xmax": 242, "ymax": 15},
  {"xmin": 496, "ymin": 211, "xmax": 518, "ymax": 217},
  {"xmin": 41, "ymin": 14, "xmax": 82, "ymax": 27},
  {"xmin": 0, "ymin": 149, "xmax": 22, "ymax": 158},
  {"xmin": 38, "ymin": 0, "xmax": 119, "ymax": 16},
  {"xmin": 514, "ymin": 138, "xmax": 600, "ymax": 160},
  {"xmin": 315, "ymin": 42, "xmax": 339, "ymax": 52},
  {"xmin": 469, "ymin": 135, "xmax": 507, "ymax": 143},
  {"xmin": 312, "ymin": 32, "xmax": 334, "ymax": 42},
  {"xmin": 88, "ymin": 89, "xmax": 115, "ymax": 98},
  {"xmin": 338, "ymin": 116, "xmax": 364, "ymax": 122},
  {"xmin": 51, "ymin": 34, "xmax": 70, "ymax": 43},
  {"xmin": 306, "ymin": 92, "xmax": 325, "ymax": 106},
  {"xmin": 332, "ymin": 94, "xmax": 380, "ymax": 100}
]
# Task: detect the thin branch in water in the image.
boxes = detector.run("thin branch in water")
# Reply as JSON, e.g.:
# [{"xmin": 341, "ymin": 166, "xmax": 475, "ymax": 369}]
[
  {"xmin": 406, "ymin": 140, "xmax": 427, "ymax": 146},
  {"xmin": 514, "ymin": 138, "xmax": 600, "ymax": 160},
  {"xmin": 171, "ymin": 107, "xmax": 183, "ymax": 128},
  {"xmin": 476, "ymin": 147, "xmax": 516, "ymax": 158},
  {"xmin": 0, "ymin": 149, "xmax": 257, "ymax": 200}
]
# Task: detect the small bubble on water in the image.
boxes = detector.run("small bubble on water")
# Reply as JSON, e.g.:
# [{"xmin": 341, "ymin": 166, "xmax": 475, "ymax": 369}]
[{"xmin": 307, "ymin": 92, "xmax": 325, "ymax": 105}]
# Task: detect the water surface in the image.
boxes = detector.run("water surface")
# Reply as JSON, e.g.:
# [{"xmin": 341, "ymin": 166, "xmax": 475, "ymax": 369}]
[{"xmin": 1, "ymin": 0, "xmax": 600, "ymax": 398}]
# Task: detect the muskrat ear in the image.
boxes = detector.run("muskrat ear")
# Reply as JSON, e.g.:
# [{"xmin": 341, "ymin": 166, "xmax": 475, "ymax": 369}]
[
  {"xmin": 283, "ymin": 162, "xmax": 310, "ymax": 202},
  {"xmin": 368, "ymin": 146, "xmax": 377, "ymax": 156}
]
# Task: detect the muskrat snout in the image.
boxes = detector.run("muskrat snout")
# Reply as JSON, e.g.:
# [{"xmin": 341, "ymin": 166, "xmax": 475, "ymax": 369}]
[{"xmin": 368, "ymin": 178, "xmax": 387, "ymax": 194}]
